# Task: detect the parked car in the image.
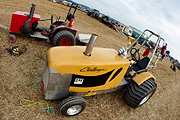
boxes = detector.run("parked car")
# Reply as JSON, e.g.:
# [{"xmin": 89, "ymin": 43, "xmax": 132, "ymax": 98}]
[
  {"xmin": 57, "ymin": 0, "xmax": 63, "ymax": 3},
  {"xmin": 114, "ymin": 23, "xmax": 132, "ymax": 36},
  {"xmin": 87, "ymin": 9, "xmax": 99, "ymax": 18},
  {"xmin": 61, "ymin": 1, "xmax": 68, "ymax": 6},
  {"xmin": 67, "ymin": 2, "xmax": 72, "ymax": 6}
]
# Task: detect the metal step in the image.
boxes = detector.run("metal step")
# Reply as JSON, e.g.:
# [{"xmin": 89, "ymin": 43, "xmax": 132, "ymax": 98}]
[{"xmin": 30, "ymin": 31, "xmax": 48, "ymax": 40}]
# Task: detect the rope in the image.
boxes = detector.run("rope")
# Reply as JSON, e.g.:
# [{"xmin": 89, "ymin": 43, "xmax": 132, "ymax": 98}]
[
  {"xmin": 20, "ymin": 83, "xmax": 54, "ymax": 114},
  {"xmin": 20, "ymin": 99, "xmax": 50, "ymax": 107},
  {"xmin": 20, "ymin": 99, "xmax": 54, "ymax": 114}
]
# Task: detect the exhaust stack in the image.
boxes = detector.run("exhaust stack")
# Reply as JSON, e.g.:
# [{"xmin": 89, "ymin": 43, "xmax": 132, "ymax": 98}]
[{"xmin": 84, "ymin": 34, "xmax": 98, "ymax": 56}]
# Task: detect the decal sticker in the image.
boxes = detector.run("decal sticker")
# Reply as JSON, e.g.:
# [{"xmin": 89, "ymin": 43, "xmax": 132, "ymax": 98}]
[
  {"xmin": 74, "ymin": 78, "xmax": 84, "ymax": 84},
  {"xmin": 80, "ymin": 67, "xmax": 107, "ymax": 73},
  {"xmin": 71, "ymin": 70, "xmax": 114, "ymax": 87},
  {"xmin": 85, "ymin": 92, "xmax": 96, "ymax": 96}
]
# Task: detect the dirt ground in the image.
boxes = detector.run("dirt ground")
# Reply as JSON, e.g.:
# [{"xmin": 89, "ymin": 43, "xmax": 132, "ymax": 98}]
[{"xmin": 0, "ymin": 0, "xmax": 180, "ymax": 120}]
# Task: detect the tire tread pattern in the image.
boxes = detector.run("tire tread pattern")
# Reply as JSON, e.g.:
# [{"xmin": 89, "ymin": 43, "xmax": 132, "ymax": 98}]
[
  {"xmin": 123, "ymin": 79, "xmax": 157, "ymax": 108},
  {"xmin": 53, "ymin": 30, "xmax": 75, "ymax": 46}
]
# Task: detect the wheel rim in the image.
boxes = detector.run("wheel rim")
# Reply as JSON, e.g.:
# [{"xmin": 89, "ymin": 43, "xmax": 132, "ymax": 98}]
[
  {"xmin": 59, "ymin": 38, "xmax": 71, "ymax": 46},
  {"xmin": 9, "ymin": 37, "xmax": 14, "ymax": 43},
  {"xmin": 139, "ymin": 91, "xmax": 154, "ymax": 105},
  {"xmin": 67, "ymin": 105, "xmax": 82, "ymax": 115}
]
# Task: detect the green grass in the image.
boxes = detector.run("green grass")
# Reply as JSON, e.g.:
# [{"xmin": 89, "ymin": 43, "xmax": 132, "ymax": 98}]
[
  {"xmin": 34, "ymin": 52, "xmax": 43, "ymax": 59},
  {"xmin": 156, "ymin": 72, "xmax": 175, "ymax": 78},
  {"xmin": 26, "ymin": 81, "xmax": 34, "ymax": 87},
  {"xmin": 25, "ymin": 72, "xmax": 35, "ymax": 87}
]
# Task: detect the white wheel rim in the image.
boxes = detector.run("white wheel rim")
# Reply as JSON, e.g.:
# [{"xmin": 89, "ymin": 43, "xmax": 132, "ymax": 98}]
[
  {"xmin": 139, "ymin": 91, "xmax": 154, "ymax": 105},
  {"xmin": 67, "ymin": 105, "xmax": 82, "ymax": 115}
]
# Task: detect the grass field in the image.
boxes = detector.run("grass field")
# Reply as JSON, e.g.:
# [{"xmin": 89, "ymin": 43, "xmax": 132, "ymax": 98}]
[{"xmin": 0, "ymin": 0, "xmax": 180, "ymax": 119}]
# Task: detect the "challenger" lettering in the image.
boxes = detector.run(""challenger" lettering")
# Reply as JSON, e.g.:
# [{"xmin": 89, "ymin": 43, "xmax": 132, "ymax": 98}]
[{"xmin": 80, "ymin": 67, "xmax": 107, "ymax": 73}]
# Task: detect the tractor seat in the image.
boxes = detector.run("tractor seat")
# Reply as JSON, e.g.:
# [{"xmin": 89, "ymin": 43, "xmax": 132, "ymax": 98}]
[
  {"xmin": 62, "ymin": 22, "xmax": 69, "ymax": 26},
  {"xmin": 133, "ymin": 57, "xmax": 150, "ymax": 72},
  {"xmin": 50, "ymin": 21, "xmax": 69, "ymax": 30}
]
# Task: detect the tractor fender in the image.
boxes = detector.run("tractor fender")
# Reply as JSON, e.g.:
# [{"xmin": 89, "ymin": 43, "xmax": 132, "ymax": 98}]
[
  {"xmin": 51, "ymin": 26, "xmax": 78, "ymax": 39},
  {"xmin": 132, "ymin": 72, "xmax": 156, "ymax": 85}
]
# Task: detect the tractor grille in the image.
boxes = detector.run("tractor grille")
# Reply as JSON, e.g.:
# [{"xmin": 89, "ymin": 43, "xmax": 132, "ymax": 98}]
[
  {"xmin": 42, "ymin": 60, "xmax": 49, "ymax": 92},
  {"xmin": 42, "ymin": 60, "xmax": 73, "ymax": 100}
]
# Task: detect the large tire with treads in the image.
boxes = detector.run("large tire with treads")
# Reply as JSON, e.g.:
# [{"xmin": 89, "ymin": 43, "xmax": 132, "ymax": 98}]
[
  {"xmin": 53, "ymin": 30, "xmax": 75, "ymax": 46},
  {"xmin": 123, "ymin": 78, "xmax": 157, "ymax": 108}
]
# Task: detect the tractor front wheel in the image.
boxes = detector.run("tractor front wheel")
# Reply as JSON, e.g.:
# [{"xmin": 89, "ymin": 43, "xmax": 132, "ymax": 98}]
[
  {"xmin": 123, "ymin": 79, "xmax": 157, "ymax": 108},
  {"xmin": 8, "ymin": 34, "xmax": 16, "ymax": 43},
  {"xmin": 58, "ymin": 96, "xmax": 86, "ymax": 116},
  {"xmin": 53, "ymin": 30, "xmax": 75, "ymax": 46}
]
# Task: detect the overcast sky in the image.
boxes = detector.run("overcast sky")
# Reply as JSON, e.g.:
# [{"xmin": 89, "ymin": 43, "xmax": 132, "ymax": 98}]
[{"xmin": 75, "ymin": 0, "xmax": 180, "ymax": 61}]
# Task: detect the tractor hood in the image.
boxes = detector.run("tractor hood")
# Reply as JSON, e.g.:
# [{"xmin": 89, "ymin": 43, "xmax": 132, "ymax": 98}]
[{"xmin": 47, "ymin": 46, "xmax": 130, "ymax": 76}]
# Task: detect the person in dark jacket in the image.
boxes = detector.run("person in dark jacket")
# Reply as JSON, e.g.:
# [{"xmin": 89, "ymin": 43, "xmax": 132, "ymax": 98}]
[{"xmin": 170, "ymin": 60, "xmax": 176, "ymax": 72}]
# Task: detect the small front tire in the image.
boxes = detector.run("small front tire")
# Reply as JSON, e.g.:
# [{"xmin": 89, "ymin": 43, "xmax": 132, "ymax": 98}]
[
  {"xmin": 58, "ymin": 96, "xmax": 86, "ymax": 116},
  {"xmin": 8, "ymin": 34, "xmax": 16, "ymax": 43}
]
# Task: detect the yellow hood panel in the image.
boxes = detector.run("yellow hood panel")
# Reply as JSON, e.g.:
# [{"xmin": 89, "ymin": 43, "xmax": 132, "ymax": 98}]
[{"xmin": 47, "ymin": 46, "xmax": 130, "ymax": 76}]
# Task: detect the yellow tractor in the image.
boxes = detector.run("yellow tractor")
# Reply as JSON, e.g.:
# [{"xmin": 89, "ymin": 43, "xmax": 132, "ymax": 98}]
[{"xmin": 40, "ymin": 29, "xmax": 165, "ymax": 116}]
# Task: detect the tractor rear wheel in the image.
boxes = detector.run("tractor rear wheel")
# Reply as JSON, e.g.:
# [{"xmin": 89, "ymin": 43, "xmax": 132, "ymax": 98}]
[
  {"xmin": 58, "ymin": 96, "xmax": 86, "ymax": 116},
  {"xmin": 8, "ymin": 34, "xmax": 16, "ymax": 43},
  {"xmin": 53, "ymin": 30, "xmax": 75, "ymax": 46},
  {"xmin": 123, "ymin": 79, "xmax": 157, "ymax": 108}
]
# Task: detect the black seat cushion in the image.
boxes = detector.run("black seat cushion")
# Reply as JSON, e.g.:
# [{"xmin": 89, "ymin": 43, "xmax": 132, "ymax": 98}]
[{"xmin": 133, "ymin": 57, "xmax": 150, "ymax": 72}]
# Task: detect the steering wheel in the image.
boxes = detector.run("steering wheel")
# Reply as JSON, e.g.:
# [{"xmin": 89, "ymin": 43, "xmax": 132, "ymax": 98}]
[{"xmin": 130, "ymin": 48, "xmax": 140, "ymax": 61}]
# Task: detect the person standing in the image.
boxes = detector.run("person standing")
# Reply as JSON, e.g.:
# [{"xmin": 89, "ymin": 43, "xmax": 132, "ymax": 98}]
[
  {"xmin": 170, "ymin": 60, "xmax": 176, "ymax": 72},
  {"xmin": 160, "ymin": 43, "xmax": 167, "ymax": 61}
]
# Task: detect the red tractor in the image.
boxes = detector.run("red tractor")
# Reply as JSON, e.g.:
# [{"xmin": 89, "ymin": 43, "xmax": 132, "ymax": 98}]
[{"xmin": 9, "ymin": 3, "xmax": 78, "ymax": 46}]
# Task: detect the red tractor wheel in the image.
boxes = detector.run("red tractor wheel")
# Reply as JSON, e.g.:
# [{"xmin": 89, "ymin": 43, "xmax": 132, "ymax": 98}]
[
  {"xmin": 53, "ymin": 30, "xmax": 75, "ymax": 46},
  {"xmin": 8, "ymin": 34, "xmax": 16, "ymax": 43}
]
